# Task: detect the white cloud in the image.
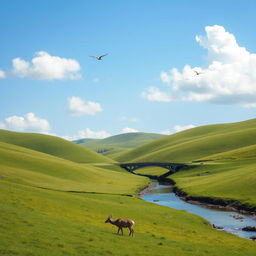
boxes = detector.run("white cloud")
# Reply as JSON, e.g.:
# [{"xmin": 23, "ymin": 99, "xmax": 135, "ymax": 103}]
[
  {"xmin": 0, "ymin": 70, "xmax": 5, "ymax": 78},
  {"xmin": 158, "ymin": 25, "xmax": 256, "ymax": 107},
  {"xmin": 160, "ymin": 129, "xmax": 171, "ymax": 135},
  {"xmin": 64, "ymin": 128, "xmax": 111, "ymax": 141},
  {"xmin": 174, "ymin": 124, "xmax": 196, "ymax": 133},
  {"xmin": 11, "ymin": 51, "xmax": 81, "ymax": 80},
  {"xmin": 121, "ymin": 116, "xmax": 139, "ymax": 122},
  {"xmin": 1, "ymin": 112, "xmax": 51, "ymax": 132},
  {"xmin": 141, "ymin": 86, "xmax": 172, "ymax": 102},
  {"xmin": 121, "ymin": 127, "xmax": 139, "ymax": 133},
  {"xmin": 160, "ymin": 124, "xmax": 196, "ymax": 135},
  {"xmin": 68, "ymin": 97, "xmax": 102, "ymax": 116}
]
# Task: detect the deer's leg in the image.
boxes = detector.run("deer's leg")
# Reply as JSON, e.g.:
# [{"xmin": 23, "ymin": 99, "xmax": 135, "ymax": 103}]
[
  {"xmin": 130, "ymin": 227, "xmax": 134, "ymax": 237},
  {"xmin": 117, "ymin": 227, "xmax": 121, "ymax": 234}
]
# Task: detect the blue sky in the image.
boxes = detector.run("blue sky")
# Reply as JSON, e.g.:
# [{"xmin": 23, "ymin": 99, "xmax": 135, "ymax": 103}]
[{"xmin": 0, "ymin": 0, "xmax": 255, "ymax": 139}]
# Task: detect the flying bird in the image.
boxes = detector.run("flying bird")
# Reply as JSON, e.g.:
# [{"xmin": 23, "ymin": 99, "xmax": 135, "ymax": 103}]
[
  {"xmin": 194, "ymin": 70, "xmax": 203, "ymax": 75},
  {"xmin": 89, "ymin": 53, "xmax": 108, "ymax": 60}
]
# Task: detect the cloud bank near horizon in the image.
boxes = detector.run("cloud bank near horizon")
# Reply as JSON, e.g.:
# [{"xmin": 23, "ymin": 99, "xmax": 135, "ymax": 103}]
[
  {"xmin": 0, "ymin": 112, "xmax": 51, "ymax": 133},
  {"xmin": 143, "ymin": 25, "xmax": 256, "ymax": 107},
  {"xmin": 160, "ymin": 124, "xmax": 196, "ymax": 135}
]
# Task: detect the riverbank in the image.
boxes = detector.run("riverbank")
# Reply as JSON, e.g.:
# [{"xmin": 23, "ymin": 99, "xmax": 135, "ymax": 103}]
[
  {"xmin": 172, "ymin": 185, "xmax": 256, "ymax": 215},
  {"xmin": 140, "ymin": 180, "xmax": 256, "ymax": 240},
  {"xmin": 137, "ymin": 173, "xmax": 256, "ymax": 216},
  {"xmin": 165, "ymin": 174, "xmax": 256, "ymax": 215},
  {"xmin": 164, "ymin": 162, "xmax": 256, "ymax": 215}
]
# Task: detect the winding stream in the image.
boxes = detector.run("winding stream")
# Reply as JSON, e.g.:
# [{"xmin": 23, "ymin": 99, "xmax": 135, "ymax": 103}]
[{"xmin": 140, "ymin": 180, "xmax": 256, "ymax": 240}]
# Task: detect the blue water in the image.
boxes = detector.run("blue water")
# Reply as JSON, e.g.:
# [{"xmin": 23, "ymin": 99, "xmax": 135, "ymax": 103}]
[{"xmin": 141, "ymin": 181, "xmax": 256, "ymax": 239}]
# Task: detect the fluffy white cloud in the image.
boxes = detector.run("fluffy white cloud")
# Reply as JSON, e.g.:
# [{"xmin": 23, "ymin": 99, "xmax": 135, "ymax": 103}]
[
  {"xmin": 0, "ymin": 112, "xmax": 51, "ymax": 132},
  {"xmin": 11, "ymin": 51, "xmax": 81, "ymax": 80},
  {"xmin": 158, "ymin": 25, "xmax": 256, "ymax": 107},
  {"xmin": 68, "ymin": 97, "xmax": 102, "ymax": 116},
  {"xmin": 0, "ymin": 70, "xmax": 5, "ymax": 78},
  {"xmin": 141, "ymin": 86, "xmax": 172, "ymax": 102},
  {"xmin": 160, "ymin": 124, "xmax": 196, "ymax": 135},
  {"xmin": 121, "ymin": 127, "xmax": 139, "ymax": 133},
  {"xmin": 64, "ymin": 128, "xmax": 111, "ymax": 141},
  {"xmin": 174, "ymin": 124, "xmax": 196, "ymax": 133}
]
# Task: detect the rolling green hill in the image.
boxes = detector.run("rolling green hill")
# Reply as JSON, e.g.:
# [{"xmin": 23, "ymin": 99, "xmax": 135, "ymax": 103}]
[
  {"xmin": 75, "ymin": 132, "xmax": 165, "ymax": 158},
  {"xmin": 0, "ymin": 141, "xmax": 146, "ymax": 193},
  {"xmin": 0, "ymin": 129, "xmax": 113, "ymax": 163},
  {"xmin": 170, "ymin": 159, "xmax": 256, "ymax": 210},
  {"xmin": 1, "ymin": 138, "xmax": 256, "ymax": 256},
  {"xmin": 115, "ymin": 119, "xmax": 256, "ymax": 212},
  {"xmin": 115, "ymin": 118, "xmax": 256, "ymax": 163}
]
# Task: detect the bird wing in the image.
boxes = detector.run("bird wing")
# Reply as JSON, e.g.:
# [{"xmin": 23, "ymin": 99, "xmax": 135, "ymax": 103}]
[{"xmin": 99, "ymin": 53, "xmax": 108, "ymax": 58}]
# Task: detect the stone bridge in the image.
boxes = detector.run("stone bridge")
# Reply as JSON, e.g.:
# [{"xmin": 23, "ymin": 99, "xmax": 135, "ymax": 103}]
[{"xmin": 119, "ymin": 162, "xmax": 186, "ymax": 178}]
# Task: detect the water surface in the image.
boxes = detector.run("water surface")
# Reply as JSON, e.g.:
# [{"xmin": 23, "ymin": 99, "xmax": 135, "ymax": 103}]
[{"xmin": 141, "ymin": 181, "xmax": 256, "ymax": 239}]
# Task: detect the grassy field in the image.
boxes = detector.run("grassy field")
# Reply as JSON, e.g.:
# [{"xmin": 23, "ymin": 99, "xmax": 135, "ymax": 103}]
[
  {"xmin": 0, "ymin": 141, "xmax": 146, "ymax": 194},
  {"xmin": 0, "ymin": 129, "xmax": 113, "ymax": 164},
  {"xmin": 115, "ymin": 118, "xmax": 256, "ymax": 163},
  {"xmin": 1, "ymin": 132, "xmax": 256, "ymax": 255},
  {"xmin": 134, "ymin": 166, "xmax": 169, "ymax": 177},
  {"xmin": 75, "ymin": 132, "xmax": 165, "ymax": 158},
  {"xmin": 169, "ymin": 159, "xmax": 256, "ymax": 211},
  {"xmin": 2, "ymin": 180, "xmax": 256, "ymax": 256},
  {"xmin": 113, "ymin": 118, "xmax": 256, "ymax": 213}
]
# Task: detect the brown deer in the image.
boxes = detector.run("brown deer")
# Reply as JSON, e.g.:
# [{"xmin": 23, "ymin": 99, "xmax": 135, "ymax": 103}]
[{"xmin": 105, "ymin": 215, "xmax": 135, "ymax": 236}]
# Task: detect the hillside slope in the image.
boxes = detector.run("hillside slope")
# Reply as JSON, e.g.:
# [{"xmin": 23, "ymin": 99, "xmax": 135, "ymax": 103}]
[
  {"xmin": 75, "ymin": 132, "xmax": 165, "ymax": 157},
  {"xmin": 0, "ymin": 129, "xmax": 113, "ymax": 163},
  {"xmin": 115, "ymin": 119, "xmax": 256, "ymax": 163},
  {"xmin": 1, "ymin": 140, "xmax": 256, "ymax": 256},
  {"xmin": 0, "ymin": 141, "xmax": 146, "ymax": 193}
]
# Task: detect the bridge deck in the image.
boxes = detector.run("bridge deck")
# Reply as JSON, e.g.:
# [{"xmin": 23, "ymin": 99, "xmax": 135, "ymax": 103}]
[{"xmin": 120, "ymin": 162, "xmax": 185, "ymax": 173}]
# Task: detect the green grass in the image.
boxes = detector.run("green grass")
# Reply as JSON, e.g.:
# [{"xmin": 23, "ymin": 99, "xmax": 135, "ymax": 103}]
[
  {"xmin": 1, "ymin": 134, "xmax": 256, "ymax": 255},
  {"xmin": 75, "ymin": 132, "xmax": 165, "ymax": 158},
  {"xmin": 169, "ymin": 159, "xmax": 256, "ymax": 210},
  {"xmin": 135, "ymin": 166, "xmax": 169, "ymax": 176},
  {"xmin": 0, "ymin": 129, "xmax": 113, "ymax": 164},
  {"xmin": 199, "ymin": 144, "xmax": 256, "ymax": 161},
  {"xmin": 0, "ymin": 141, "xmax": 147, "ymax": 194},
  {"xmin": 1, "ymin": 177, "xmax": 256, "ymax": 256},
  {"xmin": 115, "ymin": 118, "xmax": 256, "ymax": 163},
  {"xmin": 115, "ymin": 118, "xmax": 256, "ymax": 211}
]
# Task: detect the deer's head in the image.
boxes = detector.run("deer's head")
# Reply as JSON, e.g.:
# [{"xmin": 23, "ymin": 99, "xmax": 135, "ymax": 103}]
[{"xmin": 105, "ymin": 215, "xmax": 112, "ymax": 223}]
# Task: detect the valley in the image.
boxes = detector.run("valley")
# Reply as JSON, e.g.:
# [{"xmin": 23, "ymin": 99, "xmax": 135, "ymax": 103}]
[{"xmin": 1, "ymin": 118, "xmax": 256, "ymax": 255}]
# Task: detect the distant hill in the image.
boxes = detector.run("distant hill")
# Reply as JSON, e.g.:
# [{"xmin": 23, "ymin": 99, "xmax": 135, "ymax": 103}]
[
  {"xmin": 0, "ymin": 129, "xmax": 113, "ymax": 164},
  {"xmin": 74, "ymin": 132, "xmax": 165, "ymax": 158},
  {"xmin": 115, "ymin": 118, "xmax": 256, "ymax": 163}
]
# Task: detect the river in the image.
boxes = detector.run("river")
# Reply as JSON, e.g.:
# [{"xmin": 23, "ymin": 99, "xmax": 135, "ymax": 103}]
[{"xmin": 140, "ymin": 180, "xmax": 256, "ymax": 240}]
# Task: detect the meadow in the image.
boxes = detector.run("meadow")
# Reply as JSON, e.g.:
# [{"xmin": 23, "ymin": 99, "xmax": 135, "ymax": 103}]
[
  {"xmin": 75, "ymin": 132, "xmax": 165, "ymax": 158},
  {"xmin": 1, "ymin": 125, "xmax": 256, "ymax": 256},
  {"xmin": 115, "ymin": 118, "xmax": 256, "ymax": 163}
]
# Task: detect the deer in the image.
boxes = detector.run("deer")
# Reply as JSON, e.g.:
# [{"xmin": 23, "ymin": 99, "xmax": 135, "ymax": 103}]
[{"xmin": 105, "ymin": 215, "xmax": 135, "ymax": 237}]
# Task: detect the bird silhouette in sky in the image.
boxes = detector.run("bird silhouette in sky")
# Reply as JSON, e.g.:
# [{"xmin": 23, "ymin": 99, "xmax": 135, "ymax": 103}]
[
  {"xmin": 89, "ymin": 53, "xmax": 108, "ymax": 60},
  {"xmin": 194, "ymin": 70, "xmax": 203, "ymax": 75}
]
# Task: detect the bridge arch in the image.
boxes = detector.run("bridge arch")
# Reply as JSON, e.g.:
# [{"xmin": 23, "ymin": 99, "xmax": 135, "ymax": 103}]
[{"xmin": 120, "ymin": 162, "xmax": 185, "ymax": 174}]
